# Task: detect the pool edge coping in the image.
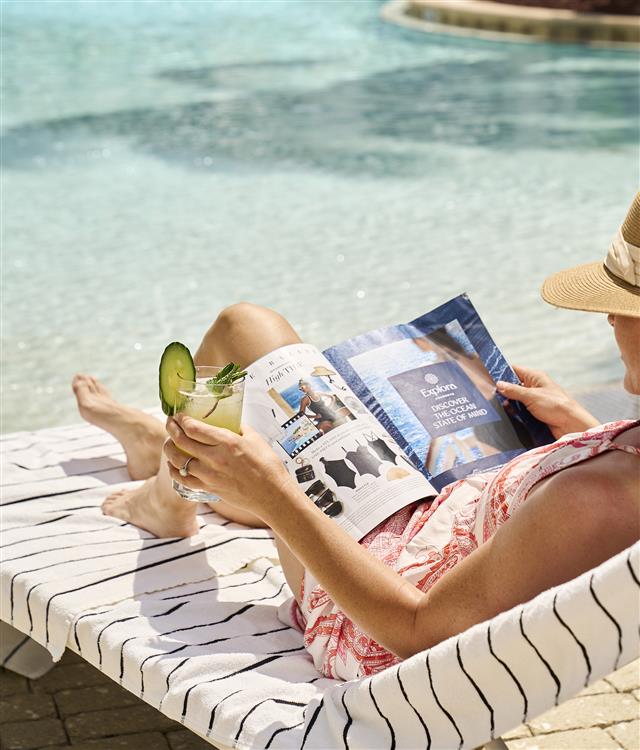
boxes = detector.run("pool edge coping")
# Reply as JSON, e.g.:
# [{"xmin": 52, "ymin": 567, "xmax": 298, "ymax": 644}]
[{"xmin": 381, "ymin": 0, "xmax": 640, "ymax": 50}]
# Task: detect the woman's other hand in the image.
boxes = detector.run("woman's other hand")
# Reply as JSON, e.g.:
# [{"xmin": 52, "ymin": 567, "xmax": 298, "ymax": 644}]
[
  {"xmin": 164, "ymin": 415, "xmax": 295, "ymax": 519},
  {"xmin": 496, "ymin": 365, "xmax": 599, "ymax": 440}
]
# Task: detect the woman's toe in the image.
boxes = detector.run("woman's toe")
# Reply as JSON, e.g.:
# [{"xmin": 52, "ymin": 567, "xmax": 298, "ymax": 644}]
[
  {"xmin": 72, "ymin": 373, "xmax": 89, "ymax": 392},
  {"xmin": 102, "ymin": 491, "xmax": 124, "ymax": 514}
]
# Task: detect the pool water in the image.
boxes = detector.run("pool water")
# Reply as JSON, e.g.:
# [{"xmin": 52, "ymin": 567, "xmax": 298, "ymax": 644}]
[{"xmin": 1, "ymin": 0, "xmax": 638, "ymax": 432}]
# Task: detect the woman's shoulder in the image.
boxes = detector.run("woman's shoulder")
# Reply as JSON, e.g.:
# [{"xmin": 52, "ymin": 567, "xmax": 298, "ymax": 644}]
[
  {"xmin": 479, "ymin": 419, "xmax": 638, "ymax": 497},
  {"xmin": 533, "ymin": 443, "xmax": 638, "ymax": 506},
  {"xmin": 531, "ymin": 419, "xmax": 639, "ymax": 495}
]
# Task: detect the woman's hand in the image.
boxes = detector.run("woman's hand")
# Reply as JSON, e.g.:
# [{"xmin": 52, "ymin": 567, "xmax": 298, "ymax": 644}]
[
  {"xmin": 496, "ymin": 365, "xmax": 599, "ymax": 440},
  {"xmin": 164, "ymin": 415, "xmax": 295, "ymax": 519}
]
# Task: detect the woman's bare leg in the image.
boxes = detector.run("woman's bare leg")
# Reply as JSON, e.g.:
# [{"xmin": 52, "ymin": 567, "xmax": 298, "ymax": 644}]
[{"xmin": 76, "ymin": 303, "xmax": 302, "ymax": 537}]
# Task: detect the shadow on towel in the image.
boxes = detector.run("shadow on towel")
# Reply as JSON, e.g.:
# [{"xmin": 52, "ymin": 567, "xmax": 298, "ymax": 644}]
[{"xmin": 58, "ymin": 455, "xmax": 129, "ymax": 480}]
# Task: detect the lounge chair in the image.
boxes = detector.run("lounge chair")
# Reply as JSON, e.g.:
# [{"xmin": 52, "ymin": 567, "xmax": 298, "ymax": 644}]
[{"xmin": 1, "ymin": 419, "xmax": 638, "ymax": 749}]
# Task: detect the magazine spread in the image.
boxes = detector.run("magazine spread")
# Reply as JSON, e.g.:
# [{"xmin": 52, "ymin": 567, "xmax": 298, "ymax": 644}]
[
  {"xmin": 244, "ymin": 294, "xmax": 552, "ymax": 540},
  {"xmin": 243, "ymin": 343, "xmax": 436, "ymax": 540}
]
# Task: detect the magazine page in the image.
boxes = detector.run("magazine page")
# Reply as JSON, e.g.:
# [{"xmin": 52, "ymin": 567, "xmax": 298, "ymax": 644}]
[
  {"xmin": 243, "ymin": 343, "xmax": 436, "ymax": 540},
  {"xmin": 324, "ymin": 294, "xmax": 553, "ymax": 492}
]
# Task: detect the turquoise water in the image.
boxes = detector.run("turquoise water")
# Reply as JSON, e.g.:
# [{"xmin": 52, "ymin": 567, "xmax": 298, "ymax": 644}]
[{"xmin": 1, "ymin": 0, "xmax": 638, "ymax": 433}]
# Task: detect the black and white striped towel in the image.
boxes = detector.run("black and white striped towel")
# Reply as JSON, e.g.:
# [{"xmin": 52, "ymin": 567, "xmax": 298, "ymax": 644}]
[
  {"xmin": 0, "ymin": 421, "xmax": 280, "ymax": 659},
  {"xmin": 1, "ymin": 421, "xmax": 638, "ymax": 749}
]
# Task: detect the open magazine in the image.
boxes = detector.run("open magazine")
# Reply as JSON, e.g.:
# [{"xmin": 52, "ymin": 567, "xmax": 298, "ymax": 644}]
[{"xmin": 243, "ymin": 295, "xmax": 552, "ymax": 540}]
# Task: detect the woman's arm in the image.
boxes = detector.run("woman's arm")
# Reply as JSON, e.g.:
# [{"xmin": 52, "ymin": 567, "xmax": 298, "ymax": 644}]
[
  {"xmin": 263, "ymin": 482, "xmax": 425, "ymax": 657},
  {"xmin": 266, "ymin": 490, "xmax": 526, "ymax": 659}
]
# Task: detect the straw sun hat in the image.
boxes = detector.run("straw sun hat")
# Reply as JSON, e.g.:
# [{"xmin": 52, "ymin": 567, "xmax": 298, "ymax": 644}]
[{"xmin": 542, "ymin": 192, "xmax": 640, "ymax": 318}]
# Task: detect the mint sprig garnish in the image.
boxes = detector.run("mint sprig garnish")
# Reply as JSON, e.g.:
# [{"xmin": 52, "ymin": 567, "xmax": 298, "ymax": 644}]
[
  {"xmin": 206, "ymin": 363, "xmax": 247, "ymax": 393},
  {"xmin": 203, "ymin": 363, "xmax": 247, "ymax": 418}
]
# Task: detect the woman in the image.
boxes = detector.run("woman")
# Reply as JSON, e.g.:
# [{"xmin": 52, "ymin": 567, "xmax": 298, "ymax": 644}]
[
  {"xmin": 296, "ymin": 380, "xmax": 349, "ymax": 434},
  {"xmin": 73, "ymin": 193, "xmax": 639, "ymax": 681}
]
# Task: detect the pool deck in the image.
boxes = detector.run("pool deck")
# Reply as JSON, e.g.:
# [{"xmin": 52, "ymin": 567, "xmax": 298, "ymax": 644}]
[{"xmin": 0, "ymin": 383, "xmax": 638, "ymax": 750}]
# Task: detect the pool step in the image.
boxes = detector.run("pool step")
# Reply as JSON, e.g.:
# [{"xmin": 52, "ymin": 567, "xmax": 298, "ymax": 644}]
[{"xmin": 381, "ymin": 0, "xmax": 640, "ymax": 49}]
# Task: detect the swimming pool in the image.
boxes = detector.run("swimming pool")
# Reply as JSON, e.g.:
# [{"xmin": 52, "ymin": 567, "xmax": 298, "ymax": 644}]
[{"xmin": 2, "ymin": 0, "xmax": 638, "ymax": 431}]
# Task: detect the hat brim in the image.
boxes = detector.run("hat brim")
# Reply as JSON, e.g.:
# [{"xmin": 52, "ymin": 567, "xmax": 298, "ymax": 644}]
[{"xmin": 542, "ymin": 261, "xmax": 640, "ymax": 318}]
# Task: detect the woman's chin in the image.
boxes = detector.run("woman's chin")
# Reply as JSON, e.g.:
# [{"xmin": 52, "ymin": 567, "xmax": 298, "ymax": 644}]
[{"xmin": 622, "ymin": 372, "xmax": 640, "ymax": 396}]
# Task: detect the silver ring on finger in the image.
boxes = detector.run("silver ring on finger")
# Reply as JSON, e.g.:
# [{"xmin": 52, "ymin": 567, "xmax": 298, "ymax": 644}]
[{"xmin": 179, "ymin": 456, "xmax": 195, "ymax": 478}]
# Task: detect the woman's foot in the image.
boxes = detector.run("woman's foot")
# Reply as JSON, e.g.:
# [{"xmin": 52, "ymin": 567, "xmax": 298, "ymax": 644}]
[
  {"xmin": 102, "ymin": 477, "xmax": 199, "ymax": 538},
  {"xmin": 72, "ymin": 374, "xmax": 166, "ymax": 481}
]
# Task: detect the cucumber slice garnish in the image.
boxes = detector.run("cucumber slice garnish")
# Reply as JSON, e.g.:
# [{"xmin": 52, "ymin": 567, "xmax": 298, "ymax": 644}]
[{"xmin": 159, "ymin": 342, "xmax": 196, "ymax": 416}]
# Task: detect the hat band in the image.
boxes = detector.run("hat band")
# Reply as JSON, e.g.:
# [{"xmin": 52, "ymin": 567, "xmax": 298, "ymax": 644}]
[{"xmin": 604, "ymin": 228, "xmax": 640, "ymax": 288}]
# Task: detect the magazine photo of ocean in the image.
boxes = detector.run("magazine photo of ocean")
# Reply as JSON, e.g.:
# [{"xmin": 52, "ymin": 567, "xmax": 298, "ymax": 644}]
[{"xmin": 326, "ymin": 296, "xmax": 548, "ymax": 487}]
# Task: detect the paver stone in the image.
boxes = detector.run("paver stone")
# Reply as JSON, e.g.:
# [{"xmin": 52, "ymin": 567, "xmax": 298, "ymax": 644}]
[
  {"xmin": 50, "ymin": 731, "xmax": 171, "ymax": 750},
  {"xmin": 0, "ymin": 693, "xmax": 56, "ymax": 723},
  {"xmin": 502, "ymin": 723, "xmax": 532, "ymax": 740},
  {"xmin": 54, "ymin": 682, "xmax": 140, "ymax": 717},
  {"xmin": 167, "ymin": 728, "xmax": 220, "ymax": 749},
  {"xmin": 65, "ymin": 704, "xmax": 178, "ymax": 741},
  {"xmin": 0, "ymin": 717, "xmax": 67, "ymax": 750},
  {"xmin": 607, "ymin": 660, "xmax": 640, "ymax": 693},
  {"xmin": 529, "ymin": 693, "xmax": 638, "ymax": 734},
  {"xmin": 507, "ymin": 727, "xmax": 620, "ymax": 749},
  {"xmin": 0, "ymin": 669, "xmax": 28, "ymax": 697},
  {"xmin": 607, "ymin": 719, "xmax": 640, "ymax": 750}
]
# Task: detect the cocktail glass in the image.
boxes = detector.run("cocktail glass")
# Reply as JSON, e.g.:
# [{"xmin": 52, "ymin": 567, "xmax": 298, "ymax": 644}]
[{"xmin": 171, "ymin": 365, "xmax": 245, "ymax": 503}]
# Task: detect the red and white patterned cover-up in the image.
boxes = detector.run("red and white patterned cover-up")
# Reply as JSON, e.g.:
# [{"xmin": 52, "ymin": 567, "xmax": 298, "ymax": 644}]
[{"xmin": 278, "ymin": 420, "xmax": 640, "ymax": 681}]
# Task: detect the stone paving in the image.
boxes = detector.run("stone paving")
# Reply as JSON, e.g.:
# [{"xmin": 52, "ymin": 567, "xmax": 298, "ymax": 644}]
[
  {"xmin": 488, "ymin": 660, "xmax": 640, "ymax": 750},
  {"xmin": 0, "ymin": 649, "xmax": 638, "ymax": 750}
]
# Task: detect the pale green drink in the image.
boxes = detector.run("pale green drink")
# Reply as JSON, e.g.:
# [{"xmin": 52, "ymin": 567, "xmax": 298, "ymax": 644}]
[{"xmin": 172, "ymin": 365, "xmax": 245, "ymax": 503}]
